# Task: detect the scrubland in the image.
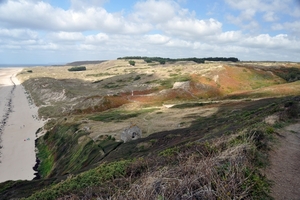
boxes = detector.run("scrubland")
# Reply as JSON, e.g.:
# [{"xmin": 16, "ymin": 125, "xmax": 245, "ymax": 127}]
[{"xmin": 1, "ymin": 59, "xmax": 300, "ymax": 199}]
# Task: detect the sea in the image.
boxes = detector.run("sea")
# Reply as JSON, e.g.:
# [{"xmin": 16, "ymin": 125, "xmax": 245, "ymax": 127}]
[{"xmin": 0, "ymin": 63, "xmax": 64, "ymax": 68}]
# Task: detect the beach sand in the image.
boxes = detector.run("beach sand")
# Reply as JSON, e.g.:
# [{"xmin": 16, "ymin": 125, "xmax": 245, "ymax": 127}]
[{"xmin": 0, "ymin": 68, "xmax": 44, "ymax": 183}]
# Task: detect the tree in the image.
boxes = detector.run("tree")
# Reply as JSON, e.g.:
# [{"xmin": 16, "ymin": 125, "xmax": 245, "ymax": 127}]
[{"xmin": 129, "ymin": 60, "xmax": 135, "ymax": 66}]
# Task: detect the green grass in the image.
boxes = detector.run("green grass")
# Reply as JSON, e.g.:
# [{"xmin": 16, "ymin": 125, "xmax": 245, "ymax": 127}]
[
  {"xmin": 90, "ymin": 108, "xmax": 158, "ymax": 122},
  {"xmin": 26, "ymin": 160, "xmax": 131, "ymax": 200},
  {"xmin": 37, "ymin": 142, "xmax": 54, "ymax": 178},
  {"xmin": 86, "ymin": 72, "xmax": 113, "ymax": 77},
  {"xmin": 156, "ymin": 75, "xmax": 191, "ymax": 88},
  {"xmin": 103, "ymin": 82, "xmax": 121, "ymax": 88}
]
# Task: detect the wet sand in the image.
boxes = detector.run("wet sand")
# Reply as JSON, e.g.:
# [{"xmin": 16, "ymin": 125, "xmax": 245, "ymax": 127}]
[{"xmin": 0, "ymin": 68, "xmax": 44, "ymax": 183}]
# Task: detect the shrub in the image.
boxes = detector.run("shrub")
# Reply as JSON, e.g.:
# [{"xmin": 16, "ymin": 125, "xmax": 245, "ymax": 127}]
[
  {"xmin": 68, "ymin": 66, "xmax": 86, "ymax": 72},
  {"xmin": 134, "ymin": 75, "xmax": 141, "ymax": 81},
  {"xmin": 129, "ymin": 60, "xmax": 135, "ymax": 66},
  {"xmin": 144, "ymin": 58, "xmax": 152, "ymax": 63},
  {"xmin": 159, "ymin": 60, "xmax": 166, "ymax": 64}
]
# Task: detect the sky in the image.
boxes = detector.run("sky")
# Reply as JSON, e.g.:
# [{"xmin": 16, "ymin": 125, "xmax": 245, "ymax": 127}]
[{"xmin": 0, "ymin": 0, "xmax": 300, "ymax": 64}]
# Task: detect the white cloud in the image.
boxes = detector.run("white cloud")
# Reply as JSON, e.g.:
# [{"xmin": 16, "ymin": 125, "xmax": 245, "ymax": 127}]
[
  {"xmin": 0, "ymin": 28, "xmax": 38, "ymax": 39},
  {"xmin": 132, "ymin": 0, "xmax": 178, "ymax": 23},
  {"xmin": 290, "ymin": 6, "xmax": 300, "ymax": 17},
  {"xmin": 0, "ymin": 0, "xmax": 151, "ymax": 34},
  {"xmin": 0, "ymin": 0, "xmax": 299, "ymax": 63},
  {"xmin": 163, "ymin": 18, "xmax": 222, "ymax": 38},
  {"xmin": 272, "ymin": 21, "xmax": 300, "ymax": 35},
  {"xmin": 284, "ymin": 21, "xmax": 300, "ymax": 33},
  {"xmin": 85, "ymin": 33, "xmax": 109, "ymax": 44},
  {"xmin": 263, "ymin": 11, "xmax": 278, "ymax": 22},
  {"xmin": 242, "ymin": 34, "xmax": 298, "ymax": 49},
  {"xmin": 225, "ymin": 0, "xmax": 290, "ymax": 13},
  {"xmin": 144, "ymin": 34, "xmax": 170, "ymax": 44},
  {"xmin": 215, "ymin": 31, "xmax": 243, "ymax": 43},
  {"xmin": 48, "ymin": 32, "xmax": 85, "ymax": 42},
  {"xmin": 224, "ymin": 0, "xmax": 293, "ymax": 30},
  {"xmin": 70, "ymin": 0, "xmax": 109, "ymax": 10},
  {"xmin": 240, "ymin": 9, "xmax": 256, "ymax": 20}
]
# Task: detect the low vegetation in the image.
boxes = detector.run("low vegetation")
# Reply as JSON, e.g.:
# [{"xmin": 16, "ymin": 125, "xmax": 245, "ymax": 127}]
[
  {"xmin": 89, "ymin": 108, "xmax": 158, "ymax": 122},
  {"xmin": 1, "ymin": 59, "xmax": 300, "ymax": 199},
  {"xmin": 128, "ymin": 60, "xmax": 135, "ymax": 66},
  {"xmin": 25, "ymin": 122, "xmax": 275, "ymax": 199},
  {"xmin": 118, "ymin": 56, "xmax": 240, "ymax": 64},
  {"xmin": 68, "ymin": 66, "xmax": 86, "ymax": 72}
]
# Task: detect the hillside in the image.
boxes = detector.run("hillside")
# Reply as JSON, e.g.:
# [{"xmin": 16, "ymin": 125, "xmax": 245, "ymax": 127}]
[{"xmin": 1, "ymin": 59, "xmax": 300, "ymax": 199}]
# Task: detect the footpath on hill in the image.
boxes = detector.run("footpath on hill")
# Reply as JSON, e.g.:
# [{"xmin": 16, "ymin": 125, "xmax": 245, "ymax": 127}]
[{"xmin": 265, "ymin": 122, "xmax": 300, "ymax": 200}]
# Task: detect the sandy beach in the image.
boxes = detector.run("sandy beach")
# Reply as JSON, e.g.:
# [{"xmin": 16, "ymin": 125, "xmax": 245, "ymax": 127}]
[{"xmin": 0, "ymin": 68, "xmax": 44, "ymax": 183}]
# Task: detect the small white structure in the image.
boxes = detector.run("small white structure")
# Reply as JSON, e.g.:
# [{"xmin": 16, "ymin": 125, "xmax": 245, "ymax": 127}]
[{"xmin": 121, "ymin": 125, "xmax": 142, "ymax": 143}]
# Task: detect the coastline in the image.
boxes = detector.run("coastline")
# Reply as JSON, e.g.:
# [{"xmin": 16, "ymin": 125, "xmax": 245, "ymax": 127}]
[{"xmin": 0, "ymin": 68, "xmax": 45, "ymax": 183}]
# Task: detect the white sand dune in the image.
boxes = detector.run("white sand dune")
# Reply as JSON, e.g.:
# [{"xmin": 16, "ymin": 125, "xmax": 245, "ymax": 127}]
[{"xmin": 0, "ymin": 68, "xmax": 44, "ymax": 183}]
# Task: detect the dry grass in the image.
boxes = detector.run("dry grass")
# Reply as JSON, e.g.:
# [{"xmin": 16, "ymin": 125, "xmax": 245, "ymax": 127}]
[{"xmin": 52, "ymin": 128, "xmax": 272, "ymax": 200}]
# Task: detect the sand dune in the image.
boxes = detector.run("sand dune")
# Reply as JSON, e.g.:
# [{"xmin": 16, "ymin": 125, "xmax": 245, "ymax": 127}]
[{"xmin": 0, "ymin": 68, "xmax": 44, "ymax": 183}]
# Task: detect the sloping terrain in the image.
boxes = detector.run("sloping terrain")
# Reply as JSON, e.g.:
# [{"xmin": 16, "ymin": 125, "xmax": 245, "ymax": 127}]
[{"xmin": 1, "ymin": 60, "xmax": 300, "ymax": 199}]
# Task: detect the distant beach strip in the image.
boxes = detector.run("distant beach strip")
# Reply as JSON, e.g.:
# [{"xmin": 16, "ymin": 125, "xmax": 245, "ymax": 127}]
[{"xmin": 0, "ymin": 74, "xmax": 16, "ymax": 160}]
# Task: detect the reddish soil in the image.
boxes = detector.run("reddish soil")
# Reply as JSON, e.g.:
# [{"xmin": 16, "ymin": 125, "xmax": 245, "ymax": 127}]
[{"xmin": 266, "ymin": 122, "xmax": 300, "ymax": 200}]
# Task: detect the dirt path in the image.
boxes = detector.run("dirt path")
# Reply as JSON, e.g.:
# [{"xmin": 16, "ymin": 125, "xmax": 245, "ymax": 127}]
[{"xmin": 266, "ymin": 122, "xmax": 300, "ymax": 200}]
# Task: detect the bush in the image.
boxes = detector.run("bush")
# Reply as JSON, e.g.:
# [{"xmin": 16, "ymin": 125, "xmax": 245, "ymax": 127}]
[
  {"xmin": 68, "ymin": 66, "xmax": 86, "ymax": 72},
  {"xmin": 134, "ymin": 75, "xmax": 141, "ymax": 81},
  {"xmin": 129, "ymin": 60, "xmax": 135, "ymax": 66},
  {"xmin": 144, "ymin": 58, "xmax": 152, "ymax": 63},
  {"xmin": 159, "ymin": 60, "xmax": 166, "ymax": 64}
]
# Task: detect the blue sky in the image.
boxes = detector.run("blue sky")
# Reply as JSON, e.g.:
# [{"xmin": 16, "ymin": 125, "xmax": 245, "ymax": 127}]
[{"xmin": 0, "ymin": 0, "xmax": 299, "ymax": 64}]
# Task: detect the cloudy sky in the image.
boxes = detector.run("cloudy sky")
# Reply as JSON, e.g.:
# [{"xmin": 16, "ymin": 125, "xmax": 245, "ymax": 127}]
[{"xmin": 0, "ymin": 0, "xmax": 299, "ymax": 64}]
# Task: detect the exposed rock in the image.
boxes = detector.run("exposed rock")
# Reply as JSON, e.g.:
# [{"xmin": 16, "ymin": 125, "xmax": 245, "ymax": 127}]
[
  {"xmin": 172, "ymin": 81, "xmax": 190, "ymax": 90},
  {"xmin": 121, "ymin": 125, "xmax": 142, "ymax": 143}
]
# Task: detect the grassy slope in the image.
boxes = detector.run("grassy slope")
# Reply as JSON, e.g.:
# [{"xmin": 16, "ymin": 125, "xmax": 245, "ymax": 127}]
[
  {"xmin": 1, "ymin": 96, "xmax": 298, "ymax": 199},
  {"xmin": 1, "ymin": 61, "xmax": 300, "ymax": 199}
]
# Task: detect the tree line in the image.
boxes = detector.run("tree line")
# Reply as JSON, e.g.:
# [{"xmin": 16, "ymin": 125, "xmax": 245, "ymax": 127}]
[{"xmin": 118, "ymin": 56, "xmax": 239, "ymax": 64}]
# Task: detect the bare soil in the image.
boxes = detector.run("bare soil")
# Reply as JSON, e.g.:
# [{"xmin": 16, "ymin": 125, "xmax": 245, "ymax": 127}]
[{"xmin": 266, "ymin": 122, "xmax": 300, "ymax": 200}]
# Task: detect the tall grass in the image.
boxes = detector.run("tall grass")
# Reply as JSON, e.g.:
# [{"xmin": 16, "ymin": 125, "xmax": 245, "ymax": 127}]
[{"xmin": 27, "ymin": 127, "xmax": 273, "ymax": 199}]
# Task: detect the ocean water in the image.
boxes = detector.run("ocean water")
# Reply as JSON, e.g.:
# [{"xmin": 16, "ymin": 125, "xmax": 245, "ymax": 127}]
[{"xmin": 0, "ymin": 63, "xmax": 64, "ymax": 68}]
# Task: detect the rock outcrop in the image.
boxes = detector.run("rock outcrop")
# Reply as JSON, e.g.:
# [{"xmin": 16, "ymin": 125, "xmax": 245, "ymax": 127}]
[{"xmin": 121, "ymin": 125, "xmax": 142, "ymax": 143}]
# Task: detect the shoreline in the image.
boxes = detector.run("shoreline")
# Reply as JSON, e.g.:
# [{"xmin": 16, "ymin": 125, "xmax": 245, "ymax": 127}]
[{"xmin": 0, "ymin": 68, "xmax": 45, "ymax": 183}]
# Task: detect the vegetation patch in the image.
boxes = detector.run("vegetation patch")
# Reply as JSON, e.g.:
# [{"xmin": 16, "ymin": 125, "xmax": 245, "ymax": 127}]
[
  {"xmin": 271, "ymin": 67, "xmax": 300, "ymax": 82},
  {"xmin": 156, "ymin": 75, "xmax": 191, "ymax": 89},
  {"xmin": 171, "ymin": 102, "xmax": 207, "ymax": 109},
  {"xmin": 89, "ymin": 108, "xmax": 158, "ymax": 122},
  {"xmin": 28, "ymin": 125, "xmax": 274, "ymax": 199},
  {"xmin": 68, "ymin": 66, "xmax": 86, "ymax": 72},
  {"xmin": 37, "ymin": 141, "xmax": 54, "ymax": 178},
  {"xmin": 36, "ymin": 123, "xmax": 119, "ymax": 178},
  {"xmin": 86, "ymin": 72, "xmax": 113, "ymax": 77},
  {"xmin": 118, "ymin": 56, "xmax": 239, "ymax": 63},
  {"xmin": 26, "ymin": 160, "xmax": 131, "ymax": 200}
]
